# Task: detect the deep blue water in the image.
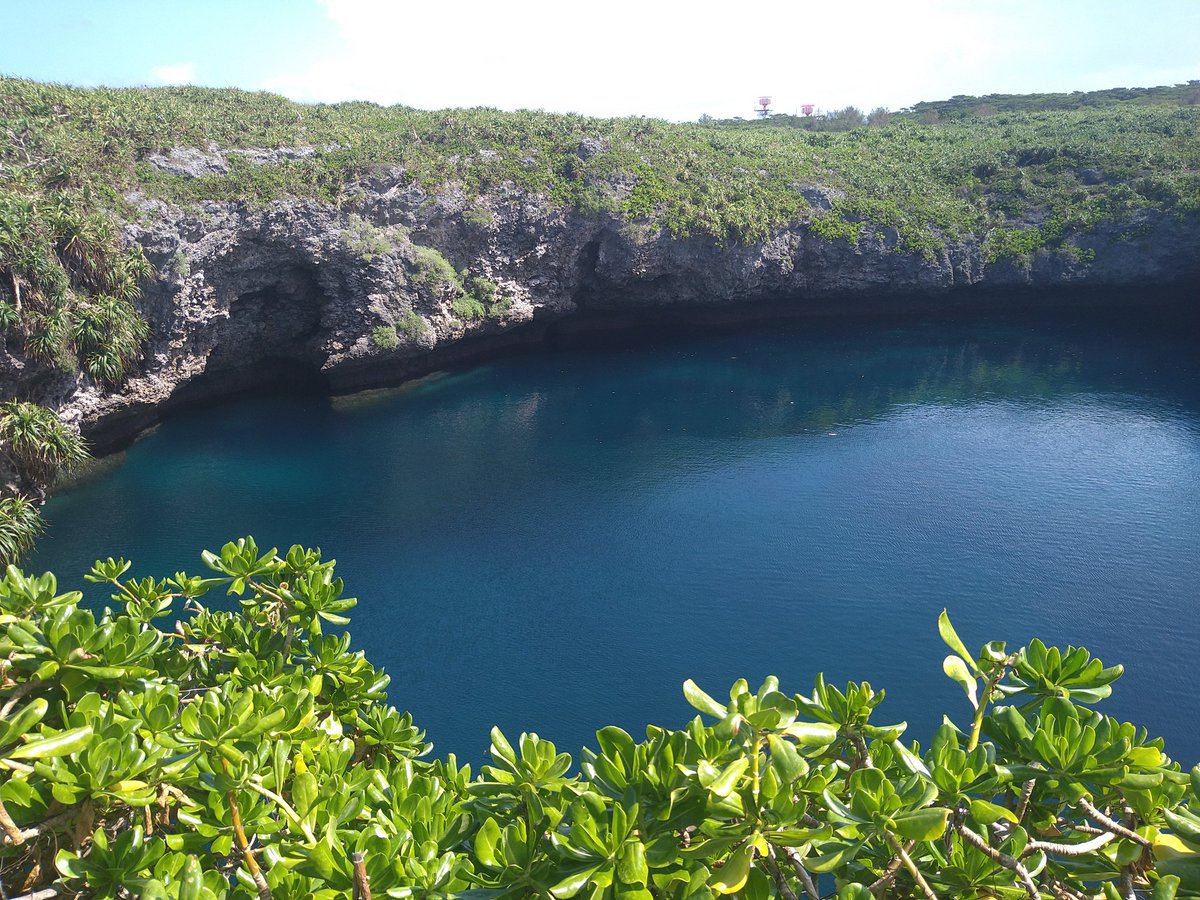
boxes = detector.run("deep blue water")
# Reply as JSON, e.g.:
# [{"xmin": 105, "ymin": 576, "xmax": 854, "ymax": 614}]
[{"xmin": 34, "ymin": 309, "xmax": 1200, "ymax": 766}]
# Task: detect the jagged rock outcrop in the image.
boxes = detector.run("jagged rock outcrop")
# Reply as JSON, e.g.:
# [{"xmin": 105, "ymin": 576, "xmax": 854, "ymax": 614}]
[{"xmin": 15, "ymin": 164, "xmax": 1199, "ymax": 453}]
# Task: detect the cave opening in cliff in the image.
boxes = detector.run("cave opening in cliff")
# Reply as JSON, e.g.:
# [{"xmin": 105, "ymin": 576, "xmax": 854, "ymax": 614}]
[{"xmin": 172, "ymin": 265, "xmax": 331, "ymax": 407}]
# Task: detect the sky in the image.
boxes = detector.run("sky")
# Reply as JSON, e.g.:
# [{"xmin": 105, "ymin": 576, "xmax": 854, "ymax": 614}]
[{"xmin": 2, "ymin": 0, "xmax": 1198, "ymax": 121}]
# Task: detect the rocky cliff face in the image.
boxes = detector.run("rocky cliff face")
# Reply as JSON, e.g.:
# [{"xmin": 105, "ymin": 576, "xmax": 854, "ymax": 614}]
[{"xmin": 18, "ymin": 159, "xmax": 1200, "ymax": 453}]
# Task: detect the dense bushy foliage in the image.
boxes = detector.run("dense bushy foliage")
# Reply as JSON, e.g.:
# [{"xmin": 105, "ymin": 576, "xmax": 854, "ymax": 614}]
[
  {"xmin": 0, "ymin": 538, "xmax": 1198, "ymax": 898},
  {"xmin": 0, "ymin": 402, "xmax": 90, "ymax": 564},
  {"xmin": 0, "ymin": 401, "xmax": 88, "ymax": 487},
  {"xmin": 906, "ymin": 82, "xmax": 1200, "ymax": 122},
  {"xmin": 2, "ymin": 77, "xmax": 1198, "ymax": 260},
  {"xmin": 0, "ymin": 497, "xmax": 42, "ymax": 564}
]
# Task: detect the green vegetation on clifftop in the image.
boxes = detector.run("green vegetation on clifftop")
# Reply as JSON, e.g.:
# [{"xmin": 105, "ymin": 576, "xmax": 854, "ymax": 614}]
[{"xmin": 3, "ymin": 77, "xmax": 1198, "ymax": 257}]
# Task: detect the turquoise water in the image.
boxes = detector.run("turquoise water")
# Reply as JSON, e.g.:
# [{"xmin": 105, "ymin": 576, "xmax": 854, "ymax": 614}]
[{"xmin": 35, "ymin": 308, "xmax": 1200, "ymax": 765}]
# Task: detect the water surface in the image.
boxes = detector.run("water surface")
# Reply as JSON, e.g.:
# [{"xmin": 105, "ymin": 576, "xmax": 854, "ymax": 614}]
[{"xmin": 36, "ymin": 308, "xmax": 1200, "ymax": 764}]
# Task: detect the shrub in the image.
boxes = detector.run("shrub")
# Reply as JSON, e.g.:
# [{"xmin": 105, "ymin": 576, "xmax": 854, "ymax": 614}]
[
  {"xmin": 397, "ymin": 309, "xmax": 430, "ymax": 340},
  {"xmin": 70, "ymin": 293, "xmax": 150, "ymax": 384},
  {"xmin": 0, "ymin": 540, "xmax": 1197, "ymax": 898},
  {"xmin": 0, "ymin": 495, "xmax": 43, "ymax": 563},
  {"xmin": 341, "ymin": 214, "xmax": 397, "ymax": 261},
  {"xmin": 0, "ymin": 400, "xmax": 89, "ymax": 484},
  {"xmin": 464, "ymin": 273, "xmax": 498, "ymax": 304},
  {"xmin": 462, "ymin": 204, "xmax": 495, "ymax": 228},
  {"xmin": 451, "ymin": 295, "xmax": 485, "ymax": 320},
  {"xmin": 171, "ymin": 248, "xmax": 190, "ymax": 279},
  {"xmin": 408, "ymin": 244, "xmax": 460, "ymax": 293},
  {"xmin": 4, "ymin": 76, "xmax": 1200, "ymax": 263},
  {"xmin": 369, "ymin": 323, "xmax": 399, "ymax": 350}
]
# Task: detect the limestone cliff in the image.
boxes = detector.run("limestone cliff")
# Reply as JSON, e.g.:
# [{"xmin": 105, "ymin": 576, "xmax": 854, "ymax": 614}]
[{"xmin": 5, "ymin": 157, "xmax": 1199, "ymax": 457}]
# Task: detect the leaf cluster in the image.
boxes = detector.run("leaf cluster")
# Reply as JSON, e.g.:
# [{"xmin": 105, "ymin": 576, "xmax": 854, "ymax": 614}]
[{"xmin": 0, "ymin": 541, "xmax": 1198, "ymax": 898}]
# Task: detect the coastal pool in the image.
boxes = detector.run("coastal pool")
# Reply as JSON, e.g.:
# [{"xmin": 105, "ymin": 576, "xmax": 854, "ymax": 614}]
[{"xmin": 35, "ymin": 307, "xmax": 1200, "ymax": 765}]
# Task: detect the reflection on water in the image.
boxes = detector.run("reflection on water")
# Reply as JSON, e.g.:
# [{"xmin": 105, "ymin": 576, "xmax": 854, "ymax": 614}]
[{"xmin": 36, "ymin": 307, "xmax": 1200, "ymax": 764}]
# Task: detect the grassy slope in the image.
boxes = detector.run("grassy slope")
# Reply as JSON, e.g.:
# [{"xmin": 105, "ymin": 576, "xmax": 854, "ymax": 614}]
[{"xmin": 2, "ymin": 77, "xmax": 1199, "ymax": 262}]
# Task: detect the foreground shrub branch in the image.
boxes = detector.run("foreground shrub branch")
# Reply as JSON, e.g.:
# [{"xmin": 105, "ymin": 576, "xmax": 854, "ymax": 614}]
[{"xmin": 0, "ymin": 538, "xmax": 1197, "ymax": 898}]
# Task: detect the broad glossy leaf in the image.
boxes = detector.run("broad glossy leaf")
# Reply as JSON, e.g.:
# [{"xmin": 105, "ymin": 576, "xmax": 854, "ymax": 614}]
[
  {"xmin": 683, "ymin": 680, "xmax": 728, "ymax": 719},
  {"xmin": 1153, "ymin": 874, "xmax": 1181, "ymax": 900},
  {"xmin": 617, "ymin": 840, "xmax": 648, "ymax": 886},
  {"xmin": 806, "ymin": 841, "xmax": 860, "ymax": 873},
  {"xmin": 1158, "ymin": 856, "xmax": 1200, "ymax": 893},
  {"xmin": 708, "ymin": 845, "xmax": 751, "ymax": 895},
  {"xmin": 475, "ymin": 817, "xmax": 502, "ymax": 868},
  {"xmin": 968, "ymin": 799, "xmax": 1017, "ymax": 825},
  {"xmin": 742, "ymin": 866, "xmax": 771, "ymax": 900},
  {"xmin": 942, "ymin": 655, "xmax": 978, "ymax": 709},
  {"xmin": 780, "ymin": 721, "xmax": 838, "ymax": 748},
  {"xmin": 9, "ymin": 724, "xmax": 93, "ymax": 759},
  {"xmin": 891, "ymin": 807, "xmax": 950, "ymax": 842},
  {"xmin": 767, "ymin": 734, "xmax": 808, "ymax": 784},
  {"xmin": 938, "ymin": 610, "xmax": 980, "ymax": 674},
  {"xmin": 551, "ymin": 864, "xmax": 602, "ymax": 898}
]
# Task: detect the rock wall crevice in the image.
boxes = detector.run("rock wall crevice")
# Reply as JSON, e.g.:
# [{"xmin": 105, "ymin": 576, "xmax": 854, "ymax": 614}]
[{"xmin": 4, "ymin": 185, "xmax": 1192, "ymax": 456}]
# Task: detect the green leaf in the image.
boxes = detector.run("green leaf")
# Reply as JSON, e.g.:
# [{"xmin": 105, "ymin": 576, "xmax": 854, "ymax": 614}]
[
  {"xmin": 474, "ymin": 817, "xmax": 502, "ymax": 868},
  {"xmin": 807, "ymin": 841, "xmax": 860, "ymax": 873},
  {"xmin": 742, "ymin": 866, "xmax": 771, "ymax": 900},
  {"xmin": 1158, "ymin": 858, "xmax": 1200, "ymax": 895},
  {"xmin": 968, "ymin": 799, "xmax": 1018, "ymax": 825},
  {"xmin": 0, "ymin": 696, "xmax": 48, "ymax": 747},
  {"xmin": 822, "ymin": 790, "xmax": 866, "ymax": 825},
  {"xmin": 942, "ymin": 655, "xmax": 978, "ymax": 708},
  {"xmin": 938, "ymin": 610, "xmax": 980, "ymax": 674},
  {"xmin": 618, "ymin": 841, "xmax": 648, "ymax": 887},
  {"xmin": 891, "ymin": 807, "xmax": 950, "ymax": 842},
  {"xmin": 178, "ymin": 856, "xmax": 204, "ymax": 900},
  {"xmin": 489, "ymin": 727, "xmax": 517, "ymax": 765},
  {"xmin": 683, "ymin": 679, "xmax": 728, "ymax": 718},
  {"xmin": 780, "ymin": 721, "xmax": 838, "ymax": 748},
  {"xmin": 1153, "ymin": 874, "xmax": 1181, "ymax": 900},
  {"xmin": 550, "ymin": 864, "xmax": 602, "ymax": 898},
  {"xmin": 292, "ymin": 770, "xmax": 318, "ymax": 816},
  {"xmin": 708, "ymin": 845, "xmax": 752, "ymax": 895},
  {"xmin": 9, "ymin": 724, "xmax": 93, "ymax": 759},
  {"xmin": 707, "ymin": 758, "xmax": 749, "ymax": 798},
  {"xmin": 767, "ymin": 734, "xmax": 808, "ymax": 784}
]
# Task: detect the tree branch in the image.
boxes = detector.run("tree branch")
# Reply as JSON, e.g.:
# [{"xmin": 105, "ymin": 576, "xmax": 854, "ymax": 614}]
[
  {"xmin": 1025, "ymin": 830, "xmax": 1115, "ymax": 857},
  {"xmin": 1015, "ymin": 778, "xmax": 1036, "ymax": 823},
  {"xmin": 351, "ymin": 851, "xmax": 372, "ymax": 900},
  {"xmin": 955, "ymin": 822, "xmax": 1038, "ymax": 900},
  {"xmin": 220, "ymin": 761, "xmax": 271, "ymax": 900},
  {"xmin": 885, "ymin": 832, "xmax": 939, "ymax": 900},
  {"xmin": 781, "ymin": 847, "xmax": 820, "ymax": 900},
  {"xmin": 1076, "ymin": 799, "xmax": 1150, "ymax": 847},
  {"xmin": 762, "ymin": 847, "xmax": 801, "ymax": 900}
]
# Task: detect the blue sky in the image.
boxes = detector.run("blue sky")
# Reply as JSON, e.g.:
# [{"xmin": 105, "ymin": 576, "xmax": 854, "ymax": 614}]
[{"xmin": 4, "ymin": 0, "xmax": 1199, "ymax": 121}]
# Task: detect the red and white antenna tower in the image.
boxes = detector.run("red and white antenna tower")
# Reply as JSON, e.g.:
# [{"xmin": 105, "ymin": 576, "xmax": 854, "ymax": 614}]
[{"xmin": 756, "ymin": 96, "xmax": 772, "ymax": 118}]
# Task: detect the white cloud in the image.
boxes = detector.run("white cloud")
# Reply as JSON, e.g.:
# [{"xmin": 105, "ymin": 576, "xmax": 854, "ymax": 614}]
[
  {"xmin": 258, "ymin": 0, "xmax": 1190, "ymax": 120},
  {"xmin": 152, "ymin": 62, "xmax": 195, "ymax": 85}
]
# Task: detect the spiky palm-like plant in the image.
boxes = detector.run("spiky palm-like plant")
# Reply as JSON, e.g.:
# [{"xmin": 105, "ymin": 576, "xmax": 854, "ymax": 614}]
[
  {"xmin": 0, "ymin": 495, "xmax": 43, "ymax": 564},
  {"xmin": 0, "ymin": 400, "xmax": 89, "ymax": 484},
  {"xmin": 72, "ymin": 293, "xmax": 150, "ymax": 384}
]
